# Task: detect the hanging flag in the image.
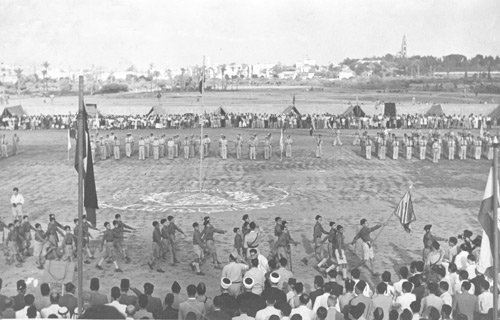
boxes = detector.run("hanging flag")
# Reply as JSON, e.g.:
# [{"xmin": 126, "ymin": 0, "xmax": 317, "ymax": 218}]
[
  {"xmin": 74, "ymin": 102, "xmax": 99, "ymax": 226},
  {"xmin": 198, "ymin": 68, "xmax": 205, "ymax": 94},
  {"xmin": 67, "ymin": 129, "xmax": 71, "ymax": 150},
  {"xmin": 394, "ymin": 189, "xmax": 416, "ymax": 233},
  {"xmin": 477, "ymin": 165, "xmax": 500, "ymax": 273},
  {"xmin": 280, "ymin": 127, "xmax": 284, "ymax": 152}
]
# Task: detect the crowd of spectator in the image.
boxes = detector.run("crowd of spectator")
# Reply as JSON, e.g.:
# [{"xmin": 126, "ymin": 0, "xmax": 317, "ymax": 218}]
[{"xmin": 0, "ymin": 112, "xmax": 497, "ymax": 132}]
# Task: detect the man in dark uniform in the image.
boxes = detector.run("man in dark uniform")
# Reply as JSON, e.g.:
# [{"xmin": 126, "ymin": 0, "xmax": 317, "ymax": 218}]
[
  {"xmin": 422, "ymin": 224, "xmax": 447, "ymax": 261},
  {"xmin": 95, "ymin": 222, "xmax": 123, "ymax": 273},
  {"xmin": 351, "ymin": 218, "xmax": 385, "ymax": 276},
  {"xmin": 113, "ymin": 214, "xmax": 134, "ymax": 264},
  {"xmin": 165, "ymin": 215, "xmax": 185, "ymax": 265},
  {"xmin": 147, "ymin": 221, "xmax": 165, "ymax": 273},
  {"xmin": 313, "ymin": 215, "xmax": 329, "ymax": 265}
]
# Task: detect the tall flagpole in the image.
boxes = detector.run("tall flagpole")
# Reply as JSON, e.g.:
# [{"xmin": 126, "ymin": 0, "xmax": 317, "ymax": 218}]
[
  {"xmin": 77, "ymin": 76, "xmax": 84, "ymax": 317},
  {"xmin": 199, "ymin": 57, "xmax": 205, "ymax": 193},
  {"xmin": 493, "ymin": 137, "xmax": 499, "ymax": 320}
]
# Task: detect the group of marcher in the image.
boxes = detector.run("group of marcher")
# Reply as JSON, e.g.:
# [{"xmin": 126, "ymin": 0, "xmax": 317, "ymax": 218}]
[{"xmin": 0, "ymin": 207, "xmax": 498, "ymax": 320}]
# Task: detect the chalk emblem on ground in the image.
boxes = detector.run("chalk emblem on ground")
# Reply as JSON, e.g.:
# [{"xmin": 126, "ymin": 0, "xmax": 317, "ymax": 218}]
[{"xmin": 100, "ymin": 186, "xmax": 289, "ymax": 213}]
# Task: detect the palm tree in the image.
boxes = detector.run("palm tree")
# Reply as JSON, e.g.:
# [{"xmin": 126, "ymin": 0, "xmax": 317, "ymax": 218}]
[
  {"xmin": 42, "ymin": 61, "xmax": 49, "ymax": 94},
  {"xmin": 153, "ymin": 70, "xmax": 160, "ymax": 91},
  {"xmin": 14, "ymin": 68, "xmax": 23, "ymax": 96},
  {"xmin": 219, "ymin": 64, "xmax": 226, "ymax": 90},
  {"xmin": 166, "ymin": 69, "xmax": 173, "ymax": 90}
]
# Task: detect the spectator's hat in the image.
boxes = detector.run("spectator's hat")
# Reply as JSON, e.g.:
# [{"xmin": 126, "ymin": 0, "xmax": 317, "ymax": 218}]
[
  {"xmin": 221, "ymin": 277, "xmax": 232, "ymax": 290},
  {"xmin": 270, "ymin": 272, "xmax": 280, "ymax": 284},
  {"xmin": 243, "ymin": 277, "xmax": 254, "ymax": 290}
]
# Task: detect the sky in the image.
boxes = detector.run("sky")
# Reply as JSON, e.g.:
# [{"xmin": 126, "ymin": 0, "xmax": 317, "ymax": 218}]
[{"xmin": 0, "ymin": 0, "xmax": 498, "ymax": 71}]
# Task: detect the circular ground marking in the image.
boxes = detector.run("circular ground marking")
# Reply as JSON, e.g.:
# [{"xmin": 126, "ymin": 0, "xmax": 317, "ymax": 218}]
[{"xmin": 100, "ymin": 186, "xmax": 289, "ymax": 213}]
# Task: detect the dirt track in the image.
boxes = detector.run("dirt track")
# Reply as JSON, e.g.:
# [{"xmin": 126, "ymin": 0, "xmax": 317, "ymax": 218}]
[{"xmin": 0, "ymin": 126, "xmax": 488, "ymax": 301}]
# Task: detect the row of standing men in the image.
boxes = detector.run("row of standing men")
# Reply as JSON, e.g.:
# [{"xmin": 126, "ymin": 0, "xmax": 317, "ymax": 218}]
[{"xmin": 90, "ymin": 133, "xmax": 295, "ymax": 161}]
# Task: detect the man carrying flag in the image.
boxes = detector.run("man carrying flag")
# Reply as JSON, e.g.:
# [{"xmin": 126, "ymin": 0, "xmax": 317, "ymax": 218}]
[{"xmin": 350, "ymin": 218, "xmax": 386, "ymax": 276}]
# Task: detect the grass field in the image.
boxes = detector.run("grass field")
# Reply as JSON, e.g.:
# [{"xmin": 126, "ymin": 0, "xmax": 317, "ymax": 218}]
[{"xmin": 0, "ymin": 122, "xmax": 490, "ymax": 303}]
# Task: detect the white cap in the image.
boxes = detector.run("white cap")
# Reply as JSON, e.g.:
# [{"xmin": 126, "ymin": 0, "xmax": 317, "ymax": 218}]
[
  {"xmin": 270, "ymin": 272, "xmax": 280, "ymax": 284},
  {"xmin": 243, "ymin": 277, "xmax": 254, "ymax": 289},
  {"xmin": 221, "ymin": 277, "xmax": 232, "ymax": 289}
]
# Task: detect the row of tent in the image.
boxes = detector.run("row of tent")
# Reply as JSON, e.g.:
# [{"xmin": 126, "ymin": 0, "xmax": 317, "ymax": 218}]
[{"xmin": 3, "ymin": 103, "xmax": 500, "ymax": 119}]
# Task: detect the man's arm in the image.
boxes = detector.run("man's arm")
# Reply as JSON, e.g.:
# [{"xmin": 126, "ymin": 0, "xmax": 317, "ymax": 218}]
[
  {"xmin": 174, "ymin": 224, "xmax": 185, "ymax": 235},
  {"xmin": 130, "ymin": 287, "xmax": 143, "ymax": 297},
  {"xmin": 351, "ymin": 230, "xmax": 362, "ymax": 245},
  {"xmin": 123, "ymin": 223, "xmax": 135, "ymax": 231}
]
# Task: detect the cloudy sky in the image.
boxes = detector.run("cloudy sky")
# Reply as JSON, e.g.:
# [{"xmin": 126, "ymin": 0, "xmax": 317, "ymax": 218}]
[{"xmin": 0, "ymin": 0, "xmax": 498, "ymax": 70}]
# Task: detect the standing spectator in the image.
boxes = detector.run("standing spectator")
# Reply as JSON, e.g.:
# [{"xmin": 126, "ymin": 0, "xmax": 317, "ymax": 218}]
[
  {"xmin": 41, "ymin": 292, "xmax": 64, "ymax": 318},
  {"xmin": 178, "ymin": 284, "xmax": 205, "ymax": 320},
  {"xmin": 59, "ymin": 282, "xmax": 78, "ymax": 317},
  {"xmin": 34, "ymin": 283, "xmax": 51, "ymax": 312},
  {"xmin": 10, "ymin": 187, "xmax": 24, "ymax": 219}
]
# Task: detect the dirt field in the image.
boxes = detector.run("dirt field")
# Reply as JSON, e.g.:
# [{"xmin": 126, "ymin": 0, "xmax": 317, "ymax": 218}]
[
  {"xmin": 0, "ymin": 123, "xmax": 490, "ymax": 303},
  {"xmin": 7, "ymin": 87, "xmax": 499, "ymax": 116}
]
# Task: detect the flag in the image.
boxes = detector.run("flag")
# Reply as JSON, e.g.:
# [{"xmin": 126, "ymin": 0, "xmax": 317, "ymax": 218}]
[
  {"xmin": 477, "ymin": 166, "xmax": 500, "ymax": 273},
  {"xmin": 67, "ymin": 129, "xmax": 71, "ymax": 150},
  {"xmin": 280, "ymin": 127, "xmax": 284, "ymax": 152},
  {"xmin": 199, "ymin": 69, "xmax": 205, "ymax": 94},
  {"xmin": 394, "ymin": 189, "xmax": 416, "ymax": 233},
  {"xmin": 74, "ymin": 102, "xmax": 99, "ymax": 226}
]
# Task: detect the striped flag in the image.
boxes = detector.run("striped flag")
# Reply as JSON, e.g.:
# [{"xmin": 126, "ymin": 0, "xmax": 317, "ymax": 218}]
[
  {"xmin": 74, "ymin": 101, "xmax": 99, "ymax": 226},
  {"xmin": 477, "ymin": 165, "xmax": 500, "ymax": 273},
  {"xmin": 394, "ymin": 189, "xmax": 416, "ymax": 233}
]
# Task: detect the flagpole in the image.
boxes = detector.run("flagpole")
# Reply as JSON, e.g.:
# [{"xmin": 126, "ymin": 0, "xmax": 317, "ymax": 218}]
[
  {"xmin": 77, "ymin": 76, "xmax": 84, "ymax": 317},
  {"xmin": 493, "ymin": 138, "xmax": 499, "ymax": 320},
  {"xmin": 199, "ymin": 57, "xmax": 205, "ymax": 193}
]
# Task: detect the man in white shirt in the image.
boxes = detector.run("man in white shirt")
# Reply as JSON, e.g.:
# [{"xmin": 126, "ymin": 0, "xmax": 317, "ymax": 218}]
[
  {"xmin": 15, "ymin": 294, "xmax": 41, "ymax": 319},
  {"xmin": 477, "ymin": 280, "xmax": 494, "ymax": 316},
  {"xmin": 106, "ymin": 287, "xmax": 127, "ymax": 317},
  {"xmin": 393, "ymin": 266, "xmax": 410, "ymax": 298},
  {"xmin": 255, "ymin": 295, "xmax": 281, "ymax": 320},
  {"xmin": 438, "ymin": 282, "xmax": 452, "ymax": 306},
  {"xmin": 290, "ymin": 294, "xmax": 314, "ymax": 320},
  {"xmin": 245, "ymin": 258, "xmax": 266, "ymax": 295},
  {"xmin": 10, "ymin": 187, "xmax": 24, "ymax": 219},
  {"xmin": 276, "ymin": 258, "xmax": 293, "ymax": 290},
  {"xmin": 221, "ymin": 253, "xmax": 249, "ymax": 297},
  {"xmin": 394, "ymin": 282, "xmax": 416, "ymax": 313},
  {"xmin": 41, "ymin": 292, "xmax": 65, "ymax": 318},
  {"xmin": 454, "ymin": 244, "xmax": 470, "ymax": 270},
  {"xmin": 249, "ymin": 248, "xmax": 269, "ymax": 274}
]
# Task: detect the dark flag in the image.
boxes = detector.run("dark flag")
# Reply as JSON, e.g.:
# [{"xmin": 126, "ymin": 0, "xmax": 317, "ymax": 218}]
[
  {"xmin": 74, "ymin": 103, "xmax": 99, "ymax": 226},
  {"xmin": 477, "ymin": 165, "xmax": 500, "ymax": 272},
  {"xmin": 198, "ymin": 71, "xmax": 205, "ymax": 94},
  {"xmin": 394, "ymin": 189, "xmax": 416, "ymax": 233}
]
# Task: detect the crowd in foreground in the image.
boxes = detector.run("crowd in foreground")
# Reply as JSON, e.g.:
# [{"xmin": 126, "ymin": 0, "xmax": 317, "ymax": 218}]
[{"xmin": 0, "ymin": 257, "xmax": 497, "ymax": 320}]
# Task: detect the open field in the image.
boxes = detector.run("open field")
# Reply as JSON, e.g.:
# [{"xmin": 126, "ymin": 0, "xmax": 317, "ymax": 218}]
[
  {"xmin": 6, "ymin": 87, "xmax": 500, "ymax": 116},
  {"xmin": 0, "ymin": 124, "xmax": 490, "ymax": 303}
]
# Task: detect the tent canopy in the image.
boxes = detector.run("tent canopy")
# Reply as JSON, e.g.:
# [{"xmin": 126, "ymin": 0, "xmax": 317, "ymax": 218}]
[
  {"xmin": 85, "ymin": 104, "xmax": 99, "ymax": 116},
  {"xmin": 1, "ymin": 105, "xmax": 26, "ymax": 117},
  {"xmin": 282, "ymin": 105, "xmax": 301, "ymax": 115},
  {"xmin": 343, "ymin": 105, "xmax": 365, "ymax": 117},
  {"xmin": 426, "ymin": 104, "xmax": 445, "ymax": 116},
  {"xmin": 489, "ymin": 105, "xmax": 500, "ymax": 119},
  {"xmin": 384, "ymin": 102, "xmax": 396, "ymax": 117}
]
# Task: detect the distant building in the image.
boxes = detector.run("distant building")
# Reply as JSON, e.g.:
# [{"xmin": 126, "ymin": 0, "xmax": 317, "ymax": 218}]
[
  {"xmin": 339, "ymin": 67, "xmax": 355, "ymax": 80},
  {"xmin": 295, "ymin": 59, "xmax": 316, "ymax": 73},
  {"xmin": 251, "ymin": 63, "xmax": 275, "ymax": 78}
]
